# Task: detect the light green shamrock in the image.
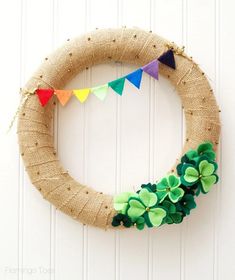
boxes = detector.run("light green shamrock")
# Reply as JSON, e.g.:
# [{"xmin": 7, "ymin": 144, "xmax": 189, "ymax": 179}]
[
  {"xmin": 127, "ymin": 188, "xmax": 166, "ymax": 227},
  {"xmin": 114, "ymin": 192, "xmax": 138, "ymax": 214},
  {"xmin": 181, "ymin": 157, "xmax": 218, "ymax": 193},
  {"xmin": 156, "ymin": 174, "xmax": 184, "ymax": 203}
]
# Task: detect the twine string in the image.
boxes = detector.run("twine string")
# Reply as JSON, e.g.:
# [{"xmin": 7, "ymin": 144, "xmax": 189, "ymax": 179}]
[{"xmin": 7, "ymin": 88, "xmax": 37, "ymax": 133}]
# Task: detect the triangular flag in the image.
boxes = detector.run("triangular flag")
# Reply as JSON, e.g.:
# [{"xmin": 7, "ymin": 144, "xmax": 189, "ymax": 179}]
[
  {"xmin": 158, "ymin": 49, "xmax": 176, "ymax": 69},
  {"xmin": 108, "ymin": 77, "xmax": 125, "ymax": 96},
  {"xmin": 141, "ymin": 59, "xmax": 159, "ymax": 80},
  {"xmin": 36, "ymin": 88, "xmax": 54, "ymax": 107},
  {"xmin": 91, "ymin": 84, "xmax": 108, "ymax": 101},
  {"xmin": 55, "ymin": 90, "xmax": 72, "ymax": 106},
  {"xmin": 73, "ymin": 88, "xmax": 90, "ymax": 103},
  {"xmin": 125, "ymin": 68, "xmax": 143, "ymax": 89}
]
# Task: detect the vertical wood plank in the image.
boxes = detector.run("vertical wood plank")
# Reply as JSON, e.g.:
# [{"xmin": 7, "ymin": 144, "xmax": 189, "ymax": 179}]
[
  {"xmin": 21, "ymin": 1, "xmax": 55, "ymax": 279},
  {"xmin": 0, "ymin": 1, "xmax": 22, "ymax": 279},
  {"xmin": 218, "ymin": 1, "xmax": 235, "ymax": 279},
  {"xmin": 55, "ymin": 1, "xmax": 86, "ymax": 280},
  {"xmin": 119, "ymin": 1, "xmax": 152, "ymax": 280},
  {"xmin": 85, "ymin": 1, "xmax": 118, "ymax": 280},
  {"xmin": 183, "ymin": 1, "xmax": 217, "ymax": 280},
  {"xmin": 151, "ymin": 1, "xmax": 183, "ymax": 280}
]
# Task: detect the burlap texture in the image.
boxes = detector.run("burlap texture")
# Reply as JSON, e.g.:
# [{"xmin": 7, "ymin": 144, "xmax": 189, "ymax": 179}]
[{"xmin": 17, "ymin": 28, "xmax": 221, "ymax": 229}]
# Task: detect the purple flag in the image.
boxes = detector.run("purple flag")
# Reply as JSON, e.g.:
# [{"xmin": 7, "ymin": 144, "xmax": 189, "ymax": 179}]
[{"xmin": 141, "ymin": 59, "xmax": 159, "ymax": 80}]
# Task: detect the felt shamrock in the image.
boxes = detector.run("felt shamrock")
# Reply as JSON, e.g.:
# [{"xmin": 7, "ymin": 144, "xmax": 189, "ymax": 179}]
[
  {"xmin": 114, "ymin": 192, "xmax": 138, "ymax": 214},
  {"xmin": 132, "ymin": 216, "xmax": 146, "ymax": 230},
  {"xmin": 127, "ymin": 188, "xmax": 166, "ymax": 227},
  {"xmin": 180, "ymin": 157, "xmax": 218, "ymax": 194},
  {"xmin": 161, "ymin": 200, "xmax": 183, "ymax": 224},
  {"xmin": 156, "ymin": 174, "xmax": 184, "ymax": 203},
  {"xmin": 176, "ymin": 142, "xmax": 216, "ymax": 176},
  {"xmin": 176, "ymin": 194, "xmax": 196, "ymax": 216},
  {"xmin": 176, "ymin": 154, "xmax": 194, "ymax": 176},
  {"xmin": 112, "ymin": 213, "xmax": 132, "ymax": 228},
  {"xmin": 186, "ymin": 141, "xmax": 216, "ymax": 162}
]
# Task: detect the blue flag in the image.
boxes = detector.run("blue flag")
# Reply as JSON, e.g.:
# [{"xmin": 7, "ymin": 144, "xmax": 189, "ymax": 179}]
[{"xmin": 125, "ymin": 68, "xmax": 143, "ymax": 89}]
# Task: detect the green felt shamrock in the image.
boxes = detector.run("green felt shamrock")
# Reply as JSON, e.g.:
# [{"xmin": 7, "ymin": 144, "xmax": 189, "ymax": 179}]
[
  {"xmin": 156, "ymin": 174, "xmax": 184, "ymax": 203},
  {"xmin": 161, "ymin": 200, "xmax": 183, "ymax": 224},
  {"xmin": 127, "ymin": 188, "xmax": 166, "ymax": 227},
  {"xmin": 176, "ymin": 154, "xmax": 194, "ymax": 176},
  {"xmin": 132, "ymin": 216, "xmax": 145, "ymax": 230},
  {"xmin": 114, "ymin": 192, "xmax": 138, "ymax": 214},
  {"xmin": 177, "ymin": 142, "xmax": 216, "ymax": 176},
  {"xmin": 112, "ymin": 213, "xmax": 132, "ymax": 228},
  {"xmin": 176, "ymin": 194, "xmax": 196, "ymax": 215},
  {"xmin": 180, "ymin": 157, "xmax": 218, "ymax": 194},
  {"xmin": 186, "ymin": 141, "xmax": 216, "ymax": 162}
]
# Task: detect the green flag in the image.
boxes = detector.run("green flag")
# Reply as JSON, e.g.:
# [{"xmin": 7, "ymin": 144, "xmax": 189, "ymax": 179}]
[
  {"xmin": 108, "ymin": 77, "xmax": 125, "ymax": 96},
  {"xmin": 91, "ymin": 84, "xmax": 108, "ymax": 101}
]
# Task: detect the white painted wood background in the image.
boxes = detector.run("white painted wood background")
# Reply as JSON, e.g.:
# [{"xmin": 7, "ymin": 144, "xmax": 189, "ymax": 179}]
[{"xmin": 0, "ymin": 0, "xmax": 235, "ymax": 279}]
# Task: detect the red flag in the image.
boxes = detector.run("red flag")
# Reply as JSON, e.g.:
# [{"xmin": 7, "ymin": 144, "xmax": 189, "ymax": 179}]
[{"xmin": 36, "ymin": 89, "xmax": 54, "ymax": 106}]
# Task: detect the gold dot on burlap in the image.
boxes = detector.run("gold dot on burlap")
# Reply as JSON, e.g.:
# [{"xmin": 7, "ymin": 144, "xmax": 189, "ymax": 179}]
[{"xmin": 17, "ymin": 28, "xmax": 221, "ymax": 230}]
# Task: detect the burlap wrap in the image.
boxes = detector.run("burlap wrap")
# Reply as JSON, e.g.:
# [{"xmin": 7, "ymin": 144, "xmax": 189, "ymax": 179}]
[{"xmin": 17, "ymin": 28, "xmax": 221, "ymax": 229}]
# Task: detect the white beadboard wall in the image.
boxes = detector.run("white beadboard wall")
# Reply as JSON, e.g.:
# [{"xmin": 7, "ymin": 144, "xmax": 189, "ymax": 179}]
[{"xmin": 0, "ymin": 0, "xmax": 235, "ymax": 280}]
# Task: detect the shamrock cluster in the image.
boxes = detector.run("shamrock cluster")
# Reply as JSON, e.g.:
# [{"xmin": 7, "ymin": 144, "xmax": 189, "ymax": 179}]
[{"xmin": 112, "ymin": 142, "xmax": 219, "ymax": 230}]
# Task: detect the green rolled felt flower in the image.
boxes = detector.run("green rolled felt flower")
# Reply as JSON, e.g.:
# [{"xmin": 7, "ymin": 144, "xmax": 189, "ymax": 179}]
[
  {"xmin": 161, "ymin": 200, "xmax": 183, "ymax": 224},
  {"xmin": 112, "ymin": 213, "xmax": 132, "ymax": 228},
  {"xmin": 180, "ymin": 157, "xmax": 218, "ymax": 193},
  {"xmin": 114, "ymin": 192, "xmax": 138, "ymax": 214},
  {"xmin": 177, "ymin": 194, "xmax": 196, "ymax": 215},
  {"xmin": 132, "ymin": 216, "xmax": 145, "ymax": 230},
  {"xmin": 156, "ymin": 174, "xmax": 184, "ymax": 203},
  {"xmin": 140, "ymin": 182, "xmax": 156, "ymax": 192},
  {"xmin": 127, "ymin": 188, "xmax": 166, "ymax": 227},
  {"xmin": 177, "ymin": 142, "xmax": 216, "ymax": 176},
  {"xmin": 186, "ymin": 141, "xmax": 216, "ymax": 162}
]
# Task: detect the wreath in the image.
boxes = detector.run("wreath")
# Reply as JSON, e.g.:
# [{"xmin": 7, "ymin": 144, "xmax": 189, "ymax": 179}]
[{"xmin": 17, "ymin": 27, "xmax": 221, "ymax": 230}]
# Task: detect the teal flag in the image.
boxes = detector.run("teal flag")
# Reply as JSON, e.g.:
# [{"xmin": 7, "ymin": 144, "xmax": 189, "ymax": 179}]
[{"xmin": 108, "ymin": 77, "xmax": 125, "ymax": 96}]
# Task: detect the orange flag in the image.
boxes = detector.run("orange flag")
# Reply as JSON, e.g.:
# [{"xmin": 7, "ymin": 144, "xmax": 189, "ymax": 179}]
[{"xmin": 55, "ymin": 90, "xmax": 72, "ymax": 106}]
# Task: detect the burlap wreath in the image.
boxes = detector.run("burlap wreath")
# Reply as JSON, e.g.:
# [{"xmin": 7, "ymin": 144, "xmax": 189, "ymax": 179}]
[{"xmin": 17, "ymin": 28, "xmax": 221, "ymax": 229}]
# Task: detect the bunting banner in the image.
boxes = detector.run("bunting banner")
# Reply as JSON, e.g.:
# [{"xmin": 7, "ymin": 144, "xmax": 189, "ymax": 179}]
[
  {"xmin": 73, "ymin": 88, "xmax": 90, "ymax": 103},
  {"xmin": 125, "ymin": 68, "xmax": 143, "ymax": 89},
  {"xmin": 142, "ymin": 59, "xmax": 159, "ymax": 80},
  {"xmin": 55, "ymin": 90, "xmax": 72, "ymax": 106},
  {"xmin": 34, "ymin": 49, "xmax": 176, "ymax": 107},
  {"xmin": 36, "ymin": 89, "xmax": 54, "ymax": 107},
  {"xmin": 108, "ymin": 77, "xmax": 125, "ymax": 96},
  {"xmin": 91, "ymin": 84, "xmax": 109, "ymax": 100}
]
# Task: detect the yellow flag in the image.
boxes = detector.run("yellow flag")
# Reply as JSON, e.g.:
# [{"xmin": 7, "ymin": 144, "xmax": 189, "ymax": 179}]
[{"xmin": 73, "ymin": 88, "xmax": 90, "ymax": 103}]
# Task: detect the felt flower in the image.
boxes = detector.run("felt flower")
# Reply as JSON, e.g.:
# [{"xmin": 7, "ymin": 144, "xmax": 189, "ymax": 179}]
[
  {"xmin": 140, "ymin": 182, "xmax": 156, "ymax": 192},
  {"xmin": 114, "ymin": 192, "xmax": 138, "ymax": 214},
  {"xmin": 127, "ymin": 188, "xmax": 166, "ymax": 227},
  {"xmin": 180, "ymin": 157, "xmax": 218, "ymax": 194},
  {"xmin": 156, "ymin": 174, "xmax": 184, "ymax": 203},
  {"xmin": 112, "ymin": 213, "xmax": 132, "ymax": 228},
  {"xmin": 132, "ymin": 216, "xmax": 145, "ymax": 230},
  {"xmin": 186, "ymin": 141, "xmax": 216, "ymax": 162},
  {"xmin": 176, "ymin": 194, "xmax": 196, "ymax": 215},
  {"xmin": 176, "ymin": 142, "xmax": 216, "ymax": 176},
  {"xmin": 161, "ymin": 200, "xmax": 183, "ymax": 224},
  {"xmin": 176, "ymin": 154, "xmax": 194, "ymax": 176}
]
